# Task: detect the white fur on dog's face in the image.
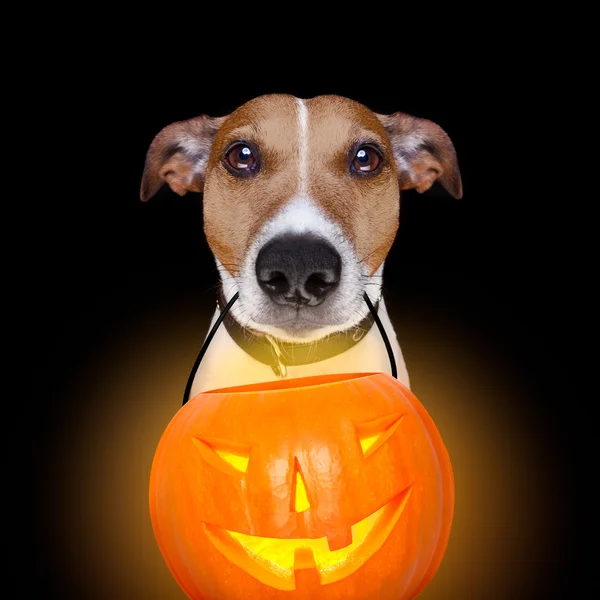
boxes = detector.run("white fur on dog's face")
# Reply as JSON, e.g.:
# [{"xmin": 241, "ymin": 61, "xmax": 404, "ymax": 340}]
[
  {"xmin": 216, "ymin": 196, "xmax": 384, "ymax": 343},
  {"xmin": 141, "ymin": 94, "xmax": 462, "ymax": 342}
]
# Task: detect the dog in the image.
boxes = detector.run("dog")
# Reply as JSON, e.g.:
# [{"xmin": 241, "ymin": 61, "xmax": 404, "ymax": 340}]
[{"xmin": 140, "ymin": 94, "xmax": 462, "ymax": 396}]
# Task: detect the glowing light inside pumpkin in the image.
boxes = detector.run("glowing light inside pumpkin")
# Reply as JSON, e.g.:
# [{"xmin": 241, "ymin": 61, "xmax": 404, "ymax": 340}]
[
  {"xmin": 214, "ymin": 448, "xmax": 249, "ymax": 473},
  {"xmin": 204, "ymin": 486, "xmax": 411, "ymax": 590},
  {"xmin": 357, "ymin": 414, "xmax": 404, "ymax": 458},
  {"xmin": 294, "ymin": 469, "xmax": 311, "ymax": 513},
  {"xmin": 359, "ymin": 434, "xmax": 380, "ymax": 455}
]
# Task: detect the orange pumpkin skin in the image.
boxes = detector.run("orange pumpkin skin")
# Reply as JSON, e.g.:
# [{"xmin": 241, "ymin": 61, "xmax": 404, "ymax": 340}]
[{"xmin": 149, "ymin": 372, "xmax": 454, "ymax": 600}]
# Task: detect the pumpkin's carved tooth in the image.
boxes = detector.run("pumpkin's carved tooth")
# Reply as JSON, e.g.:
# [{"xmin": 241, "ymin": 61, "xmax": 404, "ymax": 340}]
[
  {"xmin": 327, "ymin": 527, "xmax": 353, "ymax": 551},
  {"xmin": 294, "ymin": 547, "xmax": 317, "ymax": 570},
  {"xmin": 294, "ymin": 548, "xmax": 320, "ymax": 588}
]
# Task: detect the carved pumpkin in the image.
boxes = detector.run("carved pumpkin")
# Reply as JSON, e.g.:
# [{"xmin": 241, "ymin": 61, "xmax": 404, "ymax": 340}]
[{"xmin": 149, "ymin": 372, "xmax": 454, "ymax": 599}]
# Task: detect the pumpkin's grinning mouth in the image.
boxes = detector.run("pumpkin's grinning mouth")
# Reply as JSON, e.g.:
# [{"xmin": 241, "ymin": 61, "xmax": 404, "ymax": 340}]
[{"xmin": 202, "ymin": 486, "xmax": 411, "ymax": 590}]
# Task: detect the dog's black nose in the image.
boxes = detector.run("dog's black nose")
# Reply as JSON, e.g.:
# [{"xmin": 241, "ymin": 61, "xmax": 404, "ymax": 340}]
[{"xmin": 255, "ymin": 234, "xmax": 341, "ymax": 306}]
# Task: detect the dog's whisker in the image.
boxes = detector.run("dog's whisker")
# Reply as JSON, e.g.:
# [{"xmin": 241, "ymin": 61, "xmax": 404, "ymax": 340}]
[
  {"xmin": 233, "ymin": 307, "xmax": 255, "ymax": 339},
  {"xmin": 357, "ymin": 249, "xmax": 379, "ymax": 265},
  {"xmin": 237, "ymin": 301, "xmax": 262, "ymax": 332}
]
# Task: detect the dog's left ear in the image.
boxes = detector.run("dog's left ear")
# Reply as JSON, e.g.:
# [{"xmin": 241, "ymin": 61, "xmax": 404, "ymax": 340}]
[
  {"xmin": 140, "ymin": 115, "xmax": 226, "ymax": 202},
  {"xmin": 377, "ymin": 112, "xmax": 463, "ymax": 199}
]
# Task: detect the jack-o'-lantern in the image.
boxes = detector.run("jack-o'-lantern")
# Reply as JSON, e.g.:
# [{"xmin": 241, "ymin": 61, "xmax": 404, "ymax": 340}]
[{"xmin": 149, "ymin": 372, "xmax": 454, "ymax": 599}]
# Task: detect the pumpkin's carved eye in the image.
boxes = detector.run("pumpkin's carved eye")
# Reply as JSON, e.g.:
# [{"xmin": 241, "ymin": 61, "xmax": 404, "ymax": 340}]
[
  {"xmin": 356, "ymin": 413, "xmax": 404, "ymax": 459},
  {"xmin": 193, "ymin": 436, "xmax": 251, "ymax": 475}
]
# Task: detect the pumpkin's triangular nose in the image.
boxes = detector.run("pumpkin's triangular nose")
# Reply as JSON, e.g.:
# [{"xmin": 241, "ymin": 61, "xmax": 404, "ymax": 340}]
[{"xmin": 292, "ymin": 459, "xmax": 311, "ymax": 513}]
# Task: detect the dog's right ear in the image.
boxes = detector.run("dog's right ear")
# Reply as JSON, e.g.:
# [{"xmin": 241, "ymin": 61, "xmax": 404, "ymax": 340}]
[
  {"xmin": 140, "ymin": 115, "xmax": 226, "ymax": 202},
  {"xmin": 377, "ymin": 112, "xmax": 463, "ymax": 199}
]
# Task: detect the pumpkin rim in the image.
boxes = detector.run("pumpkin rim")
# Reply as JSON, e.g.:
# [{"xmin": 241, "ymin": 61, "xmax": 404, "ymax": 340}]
[{"xmin": 197, "ymin": 372, "xmax": 380, "ymax": 396}]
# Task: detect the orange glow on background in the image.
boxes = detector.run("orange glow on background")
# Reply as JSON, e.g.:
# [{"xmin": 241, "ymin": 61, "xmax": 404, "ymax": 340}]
[{"xmin": 38, "ymin": 295, "xmax": 566, "ymax": 599}]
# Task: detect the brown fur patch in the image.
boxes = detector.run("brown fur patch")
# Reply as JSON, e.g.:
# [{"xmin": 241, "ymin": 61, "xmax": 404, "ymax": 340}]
[
  {"xmin": 304, "ymin": 96, "xmax": 400, "ymax": 275},
  {"xmin": 203, "ymin": 94, "xmax": 403, "ymax": 276},
  {"xmin": 203, "ymin": 95, "xmax": 300, "ymax": 273}
]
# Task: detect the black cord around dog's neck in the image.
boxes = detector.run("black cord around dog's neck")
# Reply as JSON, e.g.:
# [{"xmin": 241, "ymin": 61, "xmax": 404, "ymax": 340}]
[
  {"xmin": 182, "ymin": 291, "xmax": 397, "ymax": 405},
  {"xmin": 363, "ymin": 292, "xmax": 397, "ymax": 379},
  {"xmin": 182, "ymin": 292, "xmax": 239, "ymax": 405}
]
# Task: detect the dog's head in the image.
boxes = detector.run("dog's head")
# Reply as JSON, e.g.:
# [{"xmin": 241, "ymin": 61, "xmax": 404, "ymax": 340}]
[{"xmin": 141, "ymin": 94, "xmax": 462, "ymax": 342}]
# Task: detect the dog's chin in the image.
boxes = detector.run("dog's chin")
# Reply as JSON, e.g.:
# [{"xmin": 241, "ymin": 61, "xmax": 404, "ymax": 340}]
[
  {"xmin": 243, "ymin": 302, "xmax": 367, "ymax": 343},
  {"xmin": 249, "ymin": 315, "xmax": 328, "ymax": 338},
  {"xmin": 272, "ymin": 319, "xmax": 326, "ymax": 337},
  {"xmin": 254, "ymin": 322, "xmax": 332, "ymax": 343}
]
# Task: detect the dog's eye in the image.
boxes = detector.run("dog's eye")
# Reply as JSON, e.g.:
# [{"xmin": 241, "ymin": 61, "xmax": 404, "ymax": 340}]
[
  {"xmin": 226, "ymin": 143, "xmax": 256, "ymax": 171},
  {"xmin": 351, "ymin": 146, "xmax": 381, "ymax": 174}
]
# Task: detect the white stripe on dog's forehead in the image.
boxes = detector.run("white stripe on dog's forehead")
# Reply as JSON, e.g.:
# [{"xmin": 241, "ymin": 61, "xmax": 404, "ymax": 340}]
[
  {"xmin": 252, "ymin": 99, "xmax": 344, "ymax": 250},
  {"xmin": 296, "ymin": 98, "xmax": 309, "ymax": 198}
]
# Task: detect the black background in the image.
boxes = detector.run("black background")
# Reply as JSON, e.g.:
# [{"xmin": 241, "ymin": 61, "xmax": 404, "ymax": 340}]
[{"xmin": 36, "ymin": 48, "xmax": 581, "ymax": 598}]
